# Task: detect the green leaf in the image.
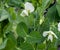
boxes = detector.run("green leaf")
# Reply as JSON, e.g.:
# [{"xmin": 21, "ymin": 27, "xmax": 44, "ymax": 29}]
[
  {"xmin": 37, "ymin": 43, "xmax": 46, "ymax": 50},
  {"xmin": 42, "ymin": 0, "xmax": 51, "ymax": 8},
  {"xmin": 26, "ymin": 31, "xmax": 43, "ymax": 43},
  {"xmin": 4, "ymin": 32, "xmax": 16, "ymax": 50},
  {"xmin": 7, "ymin": 0, "xmax": 24, "ymax": 7},
  {"xmin": 56, "ymin": 4, "xmax": 60, "ymax": 17},
  {"xmin": 0, "ymin": 39, "xmax": 8, "ymax": 50},
  {"xmin": 48, "ymin": 42, "xmax": 57, "ymax": 50},
  {"xmin": 7, "ymin": 7, "xmax": 17, "ymax": 23},
  {"xmin": 22, "ymin": 14, "xmax": 34, "ymax": 26},
  {"xmin": 17, "ymin": 36, "xmax": 24, "ymax": 47},
  {"xmin": 39, "ymin": 0, "xmax": 52, "ymax": 12},
  {"xmin": 27, "ymin": 14, "xmax": 34, "ymax": 26},
  {"xmin": 57, "ymin": 0, "xmax": 60, "ymax": 4},
  {"xmin": 3, "ymin": 23, "xmax": 12, "ymax": 34},
  {"xmin": 20, "ymin": 42, "xmax": 34, "ymax": 50},
  {"xmin": 48, "ymin": 47, "xmax": 57, "ymax": 50},
  {"xmin": 16, "ymin": 22, "xmax": 28, "ymax": 37},
  {"xmin": 0, "ymin": 38, "xmax": 3, "ymax": 45},
  {"xmin": 0, "ymin": 9, "xmax": 9, "ymax": 22},
  {"xmin": 45, "ymin": 4, "xmax": 57, "ymax": 22}
]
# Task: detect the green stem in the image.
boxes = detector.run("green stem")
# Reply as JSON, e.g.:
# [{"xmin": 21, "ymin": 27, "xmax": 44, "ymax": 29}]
[
  {"xmin": 45, "ymin": 41, "xmax": 50, "ymax": 50},
  {"xmin": 0, "ymin": 22, "xmax": 2, "ymax": 37}
]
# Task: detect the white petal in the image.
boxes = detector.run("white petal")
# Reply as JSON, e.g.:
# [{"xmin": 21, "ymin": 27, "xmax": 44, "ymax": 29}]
[
  {"xmin": 52, "ymin": 33, "xmax": 58, "ymax": 39},
  {"xmin": 49, "ymin": 31, "xmax": 58, "ymax": 39},
  {"xmin": 24, "ymin": 2, "xmax": 34, "ymax": 13},
  {"xmin": 43, "ymin": 31, "xmax": 49, "ymax": 37},
  {"xmin": 58, "ymin": 22, "xmax": 60, "ymax": 31},
  {"xmin": 47, "ymin": 34, "xmax": 53, "ymax": 42},
  {"xmin": 58, "ymin": 22, "xmax": 60, "ymax": 28},
  {"xmin": 20, "ymin": 10, "xmax": 28, "ymax": 17},
  {"xmin": 58, "ymin": 27, "xmax": 60, "ymax": 31},
  {"xmin": 48, "ymin": 31, "xmax": 55, "ymax": 35}
]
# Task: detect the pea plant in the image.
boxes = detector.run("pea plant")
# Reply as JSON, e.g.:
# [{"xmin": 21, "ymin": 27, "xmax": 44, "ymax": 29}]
[{"xmin": 0, "ymin": 0, "xmax": 60, "ymax": 50}]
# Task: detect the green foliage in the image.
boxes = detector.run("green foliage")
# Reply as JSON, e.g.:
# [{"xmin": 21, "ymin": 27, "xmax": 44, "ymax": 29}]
[
  {"xmin": 26, "ymin": 31, "xmax": 43, "ymax": 43},
  {"xmin": 20, "ymin": 42, "xmax": 34, "ymax": 50},
  {"xmin": 0, "ymin": 0, "xmax": 60, "ymax": 50},
  {"xmin": 16, "ymin": 22, "xmax": 28, "ymax": 37}
]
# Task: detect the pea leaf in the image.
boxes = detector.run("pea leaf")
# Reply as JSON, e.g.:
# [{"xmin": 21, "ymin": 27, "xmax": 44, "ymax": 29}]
[
  {"xmin": 20, "ymin": 42, "xmax": 34, "ymax": 50},
  {"xmin": 16, "ymin": 22, "xmax": 28, "ymax": 37},
  {"xmin": 0, "ymin": 39, "xmax": 8, "ymax": 50},
  {"xmin": 26, "ymin": 31, "xmax": 43, "ymax": 43},
  {"xmin": 0, "ymin": 9, "xmax": 9, "ymax": 22},
  {"xmin": 4, "ymin": 32, "xmax": 16, "ymax": 50},
  {"xmin": 56, "ymin": 4, "xmax": 60, "ymax": 17}
]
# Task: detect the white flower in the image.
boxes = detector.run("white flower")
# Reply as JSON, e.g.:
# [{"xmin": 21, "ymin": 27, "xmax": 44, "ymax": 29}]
[
  {"xmin": 43, "ymin": 31, "xmax": 49, "ymax": 37},
  {"xmin": 24, "ymin": 2, "xmax": 34, "ymax": 13},
  {"xmin": 20, "ymin": 10, "xmax": 28, "ymax": 17},
  {"xmin": 20, "ymin": 2, "xmax": 34, "ymax": 17},
  {"xmin": 47, "ymin": 34, "xmax": 53, "ymax": 42},
  {"xmin": 58, "ymin": 22, "xmax": 60, "ymax": 31},
  {"xmin": 43, "ymin": 31, "xmax": 58, "ymax": 42},
  {"xmin": 49, "ymin": 31, "xmax": 58, "ymax": 39}
]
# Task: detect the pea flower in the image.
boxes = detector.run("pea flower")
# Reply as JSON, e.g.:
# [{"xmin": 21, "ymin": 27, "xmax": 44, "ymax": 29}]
[
  {"xmin": 24, "ymin": 2, "xmax": 34, "ymax": 13},
  {"xmin": 20, "ymin": 2, "xmax": 34, "ymax": 17},
  {"xmin": 43, "ymin": 31, "xmax": 58, "ymax": 42},
  {"xmin": 20, "ymin": 10, "xmax": 28, "ymax": 17},
  {"xmin": 58, "ymin": 22, "xmax": 60, "ymax": 31}
]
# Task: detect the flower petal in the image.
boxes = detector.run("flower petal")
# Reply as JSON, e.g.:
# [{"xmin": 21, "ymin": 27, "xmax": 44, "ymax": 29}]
[
  {"xmin": 49, "ymin": 31, "xmax": 58, "ymax": 39},
  {"xmin": 52, "ymin": 33, "xmax": 58, "ymax": 39},
  {"xmin": 47, "ymin": 34, "xmax": 53, "ymax": 42},
  {"xmin": 20, "ymin": 10, "xmax": 28, "ymax": 17},
  {"xmin": 43, "ymin": 31, "xmax": 49, "ymax": 37},
  {"xmin": 58, "ymin": 22, "xmax": 60, "ymax": 31},
  {"xmin": 24, "ymin": 2, "xmax": 34, "ymax": 13}
]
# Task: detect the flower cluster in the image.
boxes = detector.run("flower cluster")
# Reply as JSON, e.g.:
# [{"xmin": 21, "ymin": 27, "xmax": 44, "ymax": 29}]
[
  {"xmin": 20, "ymin": 2, "xmax": 34, "ymax": 17},
  {"xmin": 20, "ymin": 2, "xmax": 59, "ymax": 43},
  {"xmin": 43, "ymin": 31, "xmax": 58, "ymax": 42}
]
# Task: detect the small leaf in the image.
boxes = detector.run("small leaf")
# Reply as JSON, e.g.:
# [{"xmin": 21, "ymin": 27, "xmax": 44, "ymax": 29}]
[
  {"xmin": 0, "ymin": 38, "xmax": 3, "ymax": 45},
  {"xmin": 7, "ymin": 7, "xmax": 17, "ymax": 23},
  {"xmin": 0, "ymin": 39, "xmax": 8, "ymax": 50},
  {"xmin": 37, "ymin": 43, "xmax": 46, "ymax": 50},
  {"xmin": 20, "ymin": 42, "xmax": 34, "ymax": 50},
  {"xmin": 57, "ymin": 0, "xmax": 60, "ymax": 4},
  {"xmin": 56, "ymin": 4, "xmax": 60, "ymax": 17},
  {"xmin": 3, "ymin": 23, "xmax": 12, "ymax": 34},
  {"xmin": 16, "ymin": 22, "xmax": 28, "ymax": 37},
  {"xmin": 26, "ymin": 31, "xmax": 43, "ymax": 43},
  {"xmin": 4, "ymin": 32, "xmax": 16, "ymax": 50},
  {"xmin": 0, "ymin": 9, "xmax": 9, "ymax": 22}
]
